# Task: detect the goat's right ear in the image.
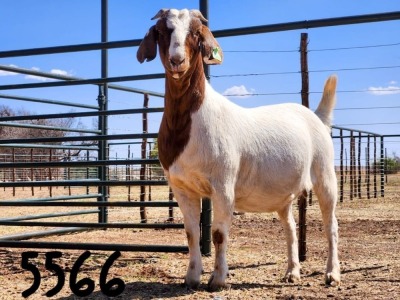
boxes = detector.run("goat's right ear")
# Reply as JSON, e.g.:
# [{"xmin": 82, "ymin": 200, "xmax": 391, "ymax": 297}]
[{"xmin": 137, "ymin": 25, "xmax": 158, "ymax": 63}]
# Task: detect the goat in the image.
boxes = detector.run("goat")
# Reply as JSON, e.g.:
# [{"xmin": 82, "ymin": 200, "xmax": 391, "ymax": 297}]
[{"xmin": 137, "ymin": 8, "xmax": 340, "ymax": 291}]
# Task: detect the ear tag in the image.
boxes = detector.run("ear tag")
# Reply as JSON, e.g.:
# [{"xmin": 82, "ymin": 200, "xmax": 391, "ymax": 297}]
[{"xmin": 211, "ymin": 47, "xmax": 222, "ymax": 62}]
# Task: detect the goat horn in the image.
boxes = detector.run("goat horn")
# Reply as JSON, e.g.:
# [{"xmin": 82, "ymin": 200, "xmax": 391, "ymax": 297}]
[
  {"xmin": 190, "ymin": 9, "xmax": 208, "ymax": 22},
  {"xmin": 151, "ymin": 9, "xmax": 169, "ymax": 20}
]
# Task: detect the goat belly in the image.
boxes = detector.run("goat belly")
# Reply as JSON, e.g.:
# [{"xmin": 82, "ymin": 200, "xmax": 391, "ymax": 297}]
[
  {"xmin": 234, "ymin": 191, "xmax": 297, "ymax": 213},
  {"xmin": 168, "ymin": 168, "xmax": 213, "ymax": 198}
]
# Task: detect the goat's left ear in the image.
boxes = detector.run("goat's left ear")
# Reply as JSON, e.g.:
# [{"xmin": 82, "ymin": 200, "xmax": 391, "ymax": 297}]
[
  {"xmin": 137, "ymin": 25, "xmax": 158, "ymax": 63},
  {"xmin": 200, "ymin": 25, "xmax": 223, "ymax": 65}
]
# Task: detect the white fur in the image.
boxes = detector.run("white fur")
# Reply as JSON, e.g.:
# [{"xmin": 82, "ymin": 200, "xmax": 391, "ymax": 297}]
[
  {"xmin": 166, "ymin": 9, "xmax": 191, "ymax": 65},
  {"xmin": 166, "ymin": 80, "xmax": 340, "ymax": 290},
  {"xmin": 144, "ymin": 9, "xmax": 340, "ymax": 290}
]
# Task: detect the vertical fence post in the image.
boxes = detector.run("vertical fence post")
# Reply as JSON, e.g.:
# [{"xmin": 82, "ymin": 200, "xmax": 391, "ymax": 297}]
[
  {"xmin": 385, "ymin": 148, "xmax": 388, "ymax": 184},
  {"xmin": 86, "ymin": 150, "xmax": 90, "ymax": 194},
  {"xmin": 127, "ymin": 145, "xmax": 131, "ymax": 201},
  {"xmin": 12, "ymin": 147, "xmax": 16, "ymax": 196},
  {"xmin": 345, "ymin": 148, "xmax": 348, "ymax": 184},
  {"xmin": 298, "ymin": 32, "xmax": 309, "ymax": 262},
  {"xmin": 97, "ymin": 85, "xmax": 108, "ymax": 223},
  {"xmin": 349, "ymin": 131, "xmax": 354, "ymax": 200},
  {"xmin": 168, "ymin": 187, "xmax": 174, "ymax": 222},
  {"xmin": 374, "ymin": 136, "xmax": 377, "ymax": 198},
  {"xmin": 380, "ymin": 136, "xmax": 385, "ymax": 197},
  {"xmin": 97, "ymin": 0, "xmax": 109, "ymax": 224},
  {"xmin": 199, "ymin": 0, "xmax": 212, "ymax": 256},
  {"xmin": 366, "ymin": 135, "xmax": 370, "ymax": 199},
  {"xmin": 200, "ymin": 199, "xmax": 212, "ymax": 256},
  {"xmin": 140, "ymin": 94, "xmax": 149, "ymax": 223},
  {"xmin": 68, "ymin": 150, "xmax": 72, "ymax": 195},
  {"xmin": 148, "ymin": 142, "xmax": 152, "ymax": 201},
  {"xmin": 30, "ymin": 148, "xmax": 34, "ymax": 196},
  {"xmin": 357, "ymin": 132, "xmax": 362, "ymax": 199},
  {"xmin": 339, "ymin": 129, "xmax": 344, "ymax": 202},
  {"xmin": 49, "ymin": 148, "xmax": 53, "ymax": 197}
]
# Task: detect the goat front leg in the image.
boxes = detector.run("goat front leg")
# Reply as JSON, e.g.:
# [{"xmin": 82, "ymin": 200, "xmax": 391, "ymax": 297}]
[
  {"xmin": 278, "ymin": 201, "xmax": 301, "ymax": 283},
  {"xmin": 207, "ymin": 194, "xmax": 233, "ymax": 292},
  {"xmin": 175, "ymin": 192, "xmax": 202, "ymax": 289}
]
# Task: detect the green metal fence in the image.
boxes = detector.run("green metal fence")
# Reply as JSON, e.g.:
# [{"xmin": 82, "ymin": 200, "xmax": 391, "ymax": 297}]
[{"xmin": 0, "ymin": 0, "xmax": 399, "ymax": 256}]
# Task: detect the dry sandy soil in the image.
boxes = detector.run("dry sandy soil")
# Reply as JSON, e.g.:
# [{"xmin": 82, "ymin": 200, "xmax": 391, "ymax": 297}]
[{"xmin": 0, "ymin": 176, "xmax": 399, "ymax": 299}]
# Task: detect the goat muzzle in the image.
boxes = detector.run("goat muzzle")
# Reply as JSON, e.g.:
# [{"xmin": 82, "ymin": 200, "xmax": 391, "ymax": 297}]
[
  {"xmin": 169, "ymin": 57, "xmax": 186, "ymax": 79},
  {"xmin": 170, "ymin": 57, "xmax": 185, "ymax": 68}
]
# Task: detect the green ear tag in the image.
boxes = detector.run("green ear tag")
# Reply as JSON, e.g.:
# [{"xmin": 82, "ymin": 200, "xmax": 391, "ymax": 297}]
[{"xmin": 211, "ymin": 47, "xmax": 222, "ymax": 62}]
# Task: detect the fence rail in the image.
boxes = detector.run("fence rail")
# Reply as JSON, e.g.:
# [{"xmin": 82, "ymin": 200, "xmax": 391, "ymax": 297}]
[
  {"xmin": 0, "ymin": 0, "xmax": 188, "ymax": 253},
  {"xmin": 1, "ymin": 0, "xmax": 399, "ymax": 261}
]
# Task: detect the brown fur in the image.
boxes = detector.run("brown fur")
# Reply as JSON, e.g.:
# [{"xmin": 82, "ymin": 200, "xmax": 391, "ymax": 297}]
[
  {"xmin": 136, "ymin": 25, "xmax": 158, "ymax": 63},
  {"xmin": 212, "ymin": 230, "xmax": 224, "ymax": 245},
  {"xmin": 157, "ymin": 55, "xmax": 205, "ymax": 169},
  {"xmin": 155, "ymin": 17, "xmax": 206, "ymax": 169},
  {"xmin": 137, "ymin": 15, "xmax": 222, "ymax": 169}
]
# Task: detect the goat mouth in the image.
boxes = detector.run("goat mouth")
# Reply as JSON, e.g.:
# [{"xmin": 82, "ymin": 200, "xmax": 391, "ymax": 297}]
[
  {"xmin": 168, "ymin": 64, "xmax": 188, "ymax": 80},
  {"xmin": 170, "ymin": 71, "xmax": 185, "ymax": 80}
]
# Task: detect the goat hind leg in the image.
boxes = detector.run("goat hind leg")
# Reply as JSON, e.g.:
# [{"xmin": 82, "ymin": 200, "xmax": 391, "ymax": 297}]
[
  {"xmin": 277, "ymin": 200, "xmax": 301, "ymax": 283},
  {"xmin": 323, "ymin": 212, "xmax": 340, "ymax": 286},
  {"xmin": 315, "ymin": 174, "xmax": 340, "ymax": 286}
]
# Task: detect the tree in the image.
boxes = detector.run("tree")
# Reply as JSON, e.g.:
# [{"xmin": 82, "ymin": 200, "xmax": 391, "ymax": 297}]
[
  {"xmin": 148, "ymin": 138, "xmax": 165, "ymax": 179},
  {"xmin": 386, "ymin": 153, "xmax": 400, "ymax": 174},
  {"xmin": 0, "ymin": 105, "xmax": 89, "ymax": 180},
  {"xmin": 371, "ymin": 156, "xmax": 399, "ymax": 174}
]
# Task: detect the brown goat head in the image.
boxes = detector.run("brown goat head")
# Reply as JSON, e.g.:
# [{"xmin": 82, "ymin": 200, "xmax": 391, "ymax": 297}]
[{"xmin": 137, "ymin": 9, "xmax": 223, "ymax": 80}]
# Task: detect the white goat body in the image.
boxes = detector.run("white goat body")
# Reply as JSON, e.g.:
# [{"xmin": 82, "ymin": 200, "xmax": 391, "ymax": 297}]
[
  {"xmin": 169, "ymin": 82, "xmax": 334, "ymax": 213},
  {"xmin": 137, "ymin": 8, "xmax": 340, "ymax": 291}
]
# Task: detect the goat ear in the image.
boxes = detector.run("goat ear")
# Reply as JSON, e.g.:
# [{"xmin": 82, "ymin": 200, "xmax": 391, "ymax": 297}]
[
  {"xmin": 151, "ymin": 9, "xmax": 169, "ymax": 20},
  {"xmin": 137, "ymin": 25, "xmax": 158, "ymax": 63},
  {"xmin": 190, "ymin": 9, "xmax": 208, "ymax": 23},
  {"xmin": 200, "ymin": 25, "xmax": 223, "ymax": 65}
]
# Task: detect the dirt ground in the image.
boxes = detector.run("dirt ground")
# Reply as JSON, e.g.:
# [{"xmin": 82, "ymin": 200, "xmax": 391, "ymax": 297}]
[{"xmin": 0, "ymin": 177, "xmax": 399, "ymax": 299}]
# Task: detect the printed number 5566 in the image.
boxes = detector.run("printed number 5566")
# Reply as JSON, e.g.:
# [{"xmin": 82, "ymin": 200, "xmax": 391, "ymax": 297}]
[{"xmin": 21, "ymin": 250, "xmax": 125, "ymax": 298}]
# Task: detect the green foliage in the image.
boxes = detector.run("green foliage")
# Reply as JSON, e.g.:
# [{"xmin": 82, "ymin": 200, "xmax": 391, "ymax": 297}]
[
  {"xmin": 149, "ymin": 138, "xmax": 159, "ymax": 159},
  {"xmin": 149, "ymin": 139, "xmax": 164, "ymax": 178},
  {"xmin": 372, "ymin": 156, "xmax": 400, "ymax": 174}
]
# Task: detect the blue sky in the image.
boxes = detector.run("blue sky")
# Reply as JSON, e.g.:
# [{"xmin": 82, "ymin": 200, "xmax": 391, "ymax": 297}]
[{"xmin": 1, "ymin": 1, "xmax": 400, "ymax": 160}]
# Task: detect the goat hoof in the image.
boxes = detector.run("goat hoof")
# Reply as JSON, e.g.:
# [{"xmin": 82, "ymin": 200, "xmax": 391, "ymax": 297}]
[
  {"xmin": 325, "ymin": 272, "xmax": 341, "ymax": 287},
  {"xmin": 283, "ymin": 272, "xmax": 301, "ymax": 283},
  {"xmin": 207, "ymin": 274, "xmax": 229, "ymax": 292},
  {"xmin": 184, "ymin": 278, "xmax": 200, "ymax": 290}
]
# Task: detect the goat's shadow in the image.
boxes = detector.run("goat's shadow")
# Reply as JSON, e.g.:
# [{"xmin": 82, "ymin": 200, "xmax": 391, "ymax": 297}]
[
  {"xmin": 229, "ymin": 261, "xmax": 276, "ymax": 271},
  {"xmin": 55, "ymin": 281, "xmax": 193, "ymax": 300},
  {"xmin": 54, "ymin": 280, "xmax": 289, "ymax": 300},
  {"xmin": 54, "ymin": 262, "xmax": 283, "ymax": 300}
]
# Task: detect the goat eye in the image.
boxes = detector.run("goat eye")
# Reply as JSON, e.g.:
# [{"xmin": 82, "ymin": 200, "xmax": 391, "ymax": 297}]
[
  {"xmin": 192, "ymin": 31, "xmax": 200, "ymax": 38},
  {"xmin": 156, "ymin": 27, "xmax": 169, "ymax": 36},
  {"xmin": 159, "ymin": 29, "xmax": 173, "ymax": 37}
]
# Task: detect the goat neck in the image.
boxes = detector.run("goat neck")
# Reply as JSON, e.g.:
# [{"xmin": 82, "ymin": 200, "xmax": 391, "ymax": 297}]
[{"xmin": 158, "ymin": 54, "xmax": 206, "ymax": 170}]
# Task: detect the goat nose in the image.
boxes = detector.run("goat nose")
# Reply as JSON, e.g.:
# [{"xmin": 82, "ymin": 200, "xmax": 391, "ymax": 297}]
[{"xmin": 169, "ymin": 56, "xmax": 185, "ymax": 67}]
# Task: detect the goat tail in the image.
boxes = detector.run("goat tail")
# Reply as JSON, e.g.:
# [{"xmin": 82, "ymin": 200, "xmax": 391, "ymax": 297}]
[{"xmin": 315, "ymin": 75, "xmax": 337, "ymax": 127}]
